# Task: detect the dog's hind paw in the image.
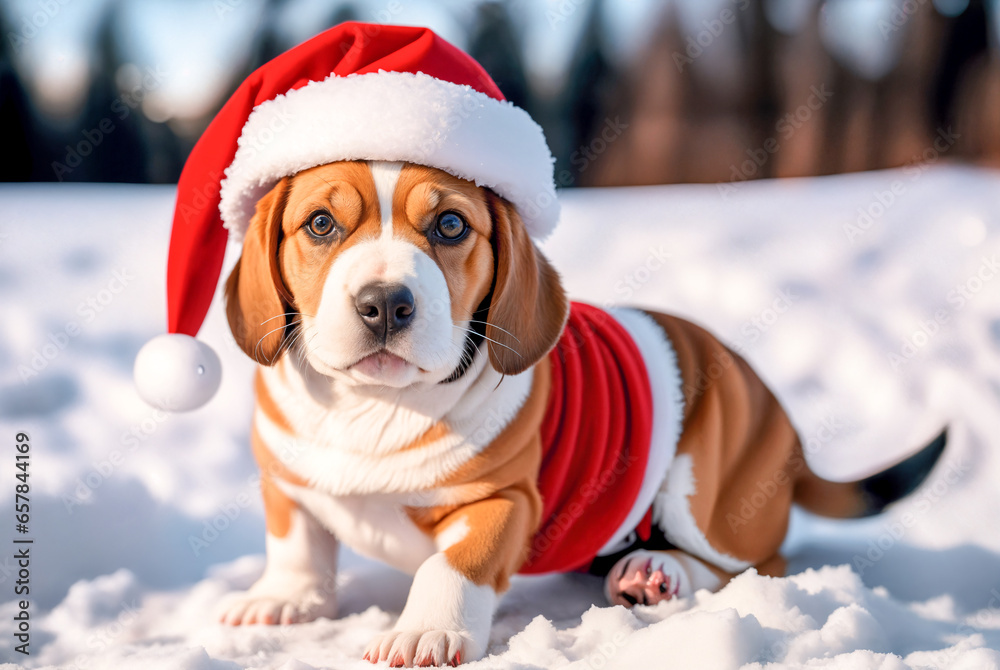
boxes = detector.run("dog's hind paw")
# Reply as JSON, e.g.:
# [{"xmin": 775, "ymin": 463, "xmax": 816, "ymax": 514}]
[
  {"xmin": 364, "ymin": 630, "xmax": 469, "ymax": 667},
  {"xmin": 217, "ymin": 586, "xmax": 337, "ymax": 626}
]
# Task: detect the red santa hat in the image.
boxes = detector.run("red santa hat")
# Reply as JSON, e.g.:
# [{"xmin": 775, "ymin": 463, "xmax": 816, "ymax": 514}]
[{"xmin": 134, "ymin": 21, "xmax": 559, "ymax": 412}]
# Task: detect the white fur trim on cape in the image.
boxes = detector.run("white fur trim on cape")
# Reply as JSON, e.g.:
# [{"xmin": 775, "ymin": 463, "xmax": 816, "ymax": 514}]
[
  {"xmin": 596, "ymin": 308, "xmax": 685, "ymax": 556},
  {"xmin": 219, "ymin": 71, "xmax": 559, "ymax": 242}
]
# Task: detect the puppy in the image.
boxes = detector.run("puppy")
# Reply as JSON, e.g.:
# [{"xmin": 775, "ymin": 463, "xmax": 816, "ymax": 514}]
[{"xmin": 218, "ymin": 159, "xmax": 945, "ymax": 667}]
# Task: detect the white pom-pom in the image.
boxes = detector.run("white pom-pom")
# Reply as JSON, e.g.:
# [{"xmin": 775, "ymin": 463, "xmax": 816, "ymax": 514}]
[{"xmin": 134, "ymin": 334, "xmax": 222, "ymax": 412}]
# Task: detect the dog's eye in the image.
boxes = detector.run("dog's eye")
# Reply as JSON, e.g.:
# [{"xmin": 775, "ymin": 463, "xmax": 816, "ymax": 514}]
[
  {"xmin": 434, "ymin": 211, "xmax": 468, "ymax": 242},
  {"xmin": 307, "ymin": 213, "xmax": 336, "ymax": 238}
]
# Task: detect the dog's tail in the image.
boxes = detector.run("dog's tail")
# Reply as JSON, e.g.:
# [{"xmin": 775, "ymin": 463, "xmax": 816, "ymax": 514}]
[{"xmin": 793, "ymin": 428, "xmax": 948, "ymax": 518}]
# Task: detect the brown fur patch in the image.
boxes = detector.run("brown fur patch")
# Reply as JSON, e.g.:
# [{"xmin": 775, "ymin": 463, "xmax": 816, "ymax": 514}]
[
  {"xmin": 441, "ymin": 485, "xmax": 538, "ymax": 592},
  {"xmin": 251, "ymin": 370, "xmax": 308, "ymax": 538},
  {"xmin": 483, "ymin": 192, "xmax": 569, "ymax": 375},
  {"xmin": 253, "ymin": 369, "xmax": 294, "ymax": 434},
  {"xmin": 393, "ymin": 165, "xmax": 495, "ymax": 325},
  {"xmin": 278, "ymin": 163, "xmax": 382, "ymax": 322},
  {"xmin": 406, "ymin": 358, "xmax": 552, "ymax": 592},
  {"xmin": 644, "ymin": 311, "xmax": 799, "ymax": 572},
  {"xmin": 251, "ymin": 428, "xmax": 302, "ymax": 539},
  {"xmin": 225, "ymin": 179, "xmax": 292, "ymax": 365},
  {"xmin": 399, "ymin": 421, "xmax": 452, "ymax": 453}
]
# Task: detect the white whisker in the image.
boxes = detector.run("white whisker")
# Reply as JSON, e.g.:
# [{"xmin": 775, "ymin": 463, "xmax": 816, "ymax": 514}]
[
  {"xmin": 254, "ymin": 319, "xmax": 303, "ymax": 364},
  {"xmin": 258, "ymin": 312, "xmax": 313, "ymax": 326},
  {"xmin": 452, "ymin": 324, "xmax": 521, "ymax": 359}
]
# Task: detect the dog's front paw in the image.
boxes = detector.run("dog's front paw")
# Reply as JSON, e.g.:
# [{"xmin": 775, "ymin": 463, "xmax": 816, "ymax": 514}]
[
  {"xmin": 364, "ymin": 630, "xmax": 471, "ymax": 667},
  {"xmin": 217, "ymin": 582, "xmax": 337, "ymax": 626}
]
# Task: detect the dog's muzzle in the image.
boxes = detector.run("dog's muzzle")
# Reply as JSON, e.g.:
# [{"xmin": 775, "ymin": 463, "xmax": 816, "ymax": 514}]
[{"xmin": 354, "ymin": 282, "xmax": 416, "ymax": 341}]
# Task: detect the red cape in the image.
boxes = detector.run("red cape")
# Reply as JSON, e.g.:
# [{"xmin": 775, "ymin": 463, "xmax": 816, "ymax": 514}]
[{"xmin": 519, "ymin": 303, "xmax": 654, "ymax": 574}]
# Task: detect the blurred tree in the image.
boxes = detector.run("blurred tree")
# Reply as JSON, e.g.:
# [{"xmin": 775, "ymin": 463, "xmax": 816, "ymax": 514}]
[
  {"xmin": 934, "ymin": 0, "xmax": 989, "ymax": 131},
  {"xmin": 770, "ymin": 1, "xmax": 830, "ymax": 178},
  {"xmin": 934, "ymin": 0, "xmax": 1000, "ymax": 165},
  {"xmin": 211, "ymin": 0, "xmax": 294, "ymax": 155},
  {"xmin": 741, "ymin": 0, "xmax": 782, "ymax": 179},
  {"xmin": 323, "ymin": 4, "xmax": 360, "ymax": 34},
  {"xmin": 582, "ymin": 5, "xmax": 747, "ymax": 186},
  {"xmin": 467, "ymin": 1, "xmax": 533, "ymax": 113},
  {"xmin": 80, "ymin": 2, "xmax": 148, "ymax": 182},
  {"xmin": 558, "ymin": 0, "xmax": 616, "ymax": 186},
  {"xmin": 580, "ymin": 0, "xmax": 1000, "ymax": 186},
  {"xmin": 874, "ymin": 4, "xmax": 944, "ymax": 169},
  {"xmin": 42, "ymin": 3, "xmax": 149, "ymax": 183},
  {"xmin": 245, "ymin": 0, "xmax": 294, "ymax": 73},
  {"xmin": 0, "ymin": 9, "xmax": 36, "ymax": 181}
]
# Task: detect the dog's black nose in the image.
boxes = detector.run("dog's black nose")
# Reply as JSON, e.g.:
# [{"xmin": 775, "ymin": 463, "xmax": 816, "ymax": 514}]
[{"xmin": 355, "ymin": 283, "xmax": 415, "ymax": 338}]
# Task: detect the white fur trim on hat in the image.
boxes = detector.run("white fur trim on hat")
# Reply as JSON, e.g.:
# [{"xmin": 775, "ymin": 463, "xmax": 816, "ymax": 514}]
[{"xmin": 219, "ymin": 71, "xmax": 559, "ymax": 242}]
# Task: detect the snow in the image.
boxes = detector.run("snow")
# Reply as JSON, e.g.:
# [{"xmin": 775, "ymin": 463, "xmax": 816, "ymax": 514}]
[{"xmin": 2, "ymin": 164, "xmax": 1000, "ymax": 669}]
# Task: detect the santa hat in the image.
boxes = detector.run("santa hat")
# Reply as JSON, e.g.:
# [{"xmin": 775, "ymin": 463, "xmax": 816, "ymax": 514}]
[{"xmin": 134, "ymin": 21, "xmax": 559, "ymax": 412}]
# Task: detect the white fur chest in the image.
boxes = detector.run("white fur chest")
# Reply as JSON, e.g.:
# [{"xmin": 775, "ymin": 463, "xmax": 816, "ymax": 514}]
[
  {"xmin": 256, "ymin": 352, "xmax": 532, "ymax": 495},
  {"xmin": 253, "ymin": 351, "xmax": 533, "ymax": 568},
  {"xmin": 277, "ymin": 482, "xmax": 439, "ymax": 574}
]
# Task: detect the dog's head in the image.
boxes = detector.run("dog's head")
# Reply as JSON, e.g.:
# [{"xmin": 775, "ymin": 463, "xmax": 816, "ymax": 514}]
[{"xmin": 224, "ymin": 161, "xmax": 568, "ymax": 388}]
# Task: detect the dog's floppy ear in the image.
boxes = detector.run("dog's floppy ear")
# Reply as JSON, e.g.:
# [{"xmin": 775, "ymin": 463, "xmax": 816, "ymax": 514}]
[
  {"xmin": 225, "ymin": 178, "xmax": 292, "ymax": 365},
  {"xmin": 485, "ymin": 192, "xmax": 569, "ymax": 376}
]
